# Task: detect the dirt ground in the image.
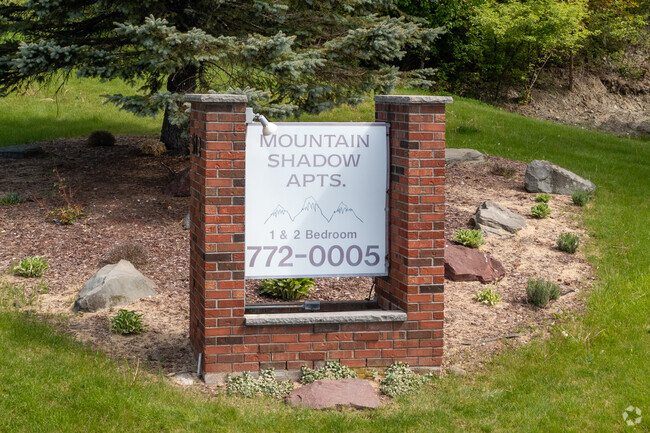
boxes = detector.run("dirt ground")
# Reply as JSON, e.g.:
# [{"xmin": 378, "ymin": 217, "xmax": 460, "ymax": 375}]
[
  {"xmin": 0, "ymin": 137, "xmax": 593, "ymax": 377},
  {"xmin": 504, "ymin": 67, "xmax": 650, "ymax": 138}
]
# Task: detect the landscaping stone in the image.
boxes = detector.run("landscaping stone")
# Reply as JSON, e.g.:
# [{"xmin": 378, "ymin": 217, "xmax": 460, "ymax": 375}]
[
  {"xmin": 287, "ymin": 378, "xmax": 380, "ymax": 410},
  {"xmin": 444, "ymin": 244, "xmax": 505, "ymax": 283},
  {"xmin": 183, "ymin": 212, "xmax": 190, "ymax": 230},
  {"xmin": 0, "ymin": 144, "xmax": 43, "ymax": 159},
  {"xmin": 448, "ymin": 366, "xmax": 467, "ymax": 377},
  {"xmin": 73, "ymin": 260, "xmax": 157, "ymax": 312},
  {"xmin": 169, "ymin": 372, "xmax": 196, "ymax": 386},
  {"xmin": 446, "ymin": 148, "xmax": 487, "ymax": 165},
  {"xmin": 524, "ymin": 160, "xmax": 596, "ymax": 195},
  {"xmin": 470, "ymin": 201, "xmax": 526, "ymax": 236},
  {"xmin": 164, "ymin": 167, "xmax": 190, "ymax": 197}
]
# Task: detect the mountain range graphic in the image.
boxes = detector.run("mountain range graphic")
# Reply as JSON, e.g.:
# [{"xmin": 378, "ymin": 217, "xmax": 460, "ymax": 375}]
[{"xmin": 264, "ymin": 196, "xmax": 364, "ymax": 224}]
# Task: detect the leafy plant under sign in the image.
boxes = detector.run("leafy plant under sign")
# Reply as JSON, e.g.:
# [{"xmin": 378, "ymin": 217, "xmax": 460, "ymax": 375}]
[{"xmin": 259, "ymin": 278, "xmax": 315, "ymax": 300}]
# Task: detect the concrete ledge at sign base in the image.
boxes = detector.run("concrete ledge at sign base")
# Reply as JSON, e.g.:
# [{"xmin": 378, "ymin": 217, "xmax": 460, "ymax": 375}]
[
  {"xmin": 182, "ymin": 93, "xmax": 248, "ymax": 103},
  {"xmin": 244, "ymin": 310, "xmax": 407, "ymax": 326},
  {"xmin": 374, "ymin": 95, "xmax": 453, "ymax": 104}
]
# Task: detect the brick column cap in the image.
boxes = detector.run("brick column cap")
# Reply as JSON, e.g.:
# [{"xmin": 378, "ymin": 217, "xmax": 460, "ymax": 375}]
[
  {"xmin": 374, "ymin": 95, "xmax": 453, "ymax": 105},
  {"xmin": 183, "ymin": 94, "xmax": 248, "ymax": 103}
]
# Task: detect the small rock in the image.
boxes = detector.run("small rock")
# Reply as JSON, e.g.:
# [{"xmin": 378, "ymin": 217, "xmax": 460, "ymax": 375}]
[
  {"xmin": 448, "ymin": 366, "xmax": 467, "ymax": 377},
  {"xmin": 287, "ymin": 378, "xmax": 380, "ymax": 410},
  {"xmin": 0, "ymin": 144, "xmax": 44, "ymax": 159},
  {"xmin": 183, "ymin": 212, "xmax": 190, "ymax": 230},
  {"xmin": 446, "ymin": 148, "xmax": 487, "ymax": 165},
  {"xmin": 524, "ymin": 160, "xmax": 595, "ymax": 195},
  {"xmin": 170, "ymin": 372, "xmax": 196, "ymax": 386},
  {"xmin": 164, "ymin": 168, "xmax": 190, "ymax": 197},
  {"xmin": 444, "ymin": 244, "xmax": 505, "ymax": 284},
  {"xmin": 73, "ymin": 260, "xmax": 157, "ymax": 312},
  {"xmin": 470, "ymin": 201, "xmax": 526, "ymax": 237}
]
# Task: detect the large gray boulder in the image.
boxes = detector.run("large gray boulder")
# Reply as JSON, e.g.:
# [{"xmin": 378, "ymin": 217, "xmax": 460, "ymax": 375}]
[
  {"xmin": 446, "ymin": 148, "xmax": 487, "ymax": 165},
  {"xmin": 470, "ymin": 201, "xmax": 526, "ymax": 237},
  {"xmin": 73, "ymin": 260, "xmax": 157, "ymax": 312},
  {"xmin": 287, "ymin": 379, "xmax": 380, "ymax": 410},
  {"xmin": 445, "ymin": 244, "xmax": 505, "ymax": 284},
  {"xmin": 524, "ymin": 160, "xmax": 595, "ymax": 195}
]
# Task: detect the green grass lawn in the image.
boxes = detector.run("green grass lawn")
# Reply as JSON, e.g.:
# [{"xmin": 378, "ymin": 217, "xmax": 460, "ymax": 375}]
[
  {"xmin": 0, "ymin": 78, "xmax": 161, "ymax": 146},
  {"xmin": 1, "ymin": 79, "xmax": 648, "ymax": 432}
]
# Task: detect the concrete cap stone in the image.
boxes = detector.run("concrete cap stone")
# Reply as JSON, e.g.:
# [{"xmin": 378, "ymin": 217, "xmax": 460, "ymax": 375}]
[
  {"xmin": 183, "ymin": 94, "xmax": 248, "ymax": 103},
  {"xmin": 374, "ymin": 95, "xmax": 453, "ymax": 104}
]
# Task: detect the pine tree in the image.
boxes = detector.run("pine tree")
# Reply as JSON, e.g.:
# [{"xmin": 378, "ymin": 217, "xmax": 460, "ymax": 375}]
[{"xmin": 0, "ymin": 0, "xmax": 439, "ymax": 153}]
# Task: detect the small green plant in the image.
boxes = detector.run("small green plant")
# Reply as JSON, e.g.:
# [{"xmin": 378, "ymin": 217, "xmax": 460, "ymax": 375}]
[
  {"xmin": 572, "ymin": 190, "xmax": 591, "ymax": 207},
  {"xmin": 531, "ymin": 202, "xmax": 552, "ymax": 219},
  {"xmin": 9, "ymin": 256, "xmax": 49, "ymax": 278},
  {"xmin": 534, "ymin": 193, "xmax": 551, "ymax": 203},
  {"xmin": 226, "ymin": 368, "xmax": 293, "ymax": 399},
  {"xmin": 475, "ymin": 287, "xmax": 501, "ymax": 305},
  {"xmin": 300, "ymin": 361, "xmax": 357, "ymax": 384},
  {"xmin": 557, "ymin": 232, "xmax": 580, "ymax": 253},
  {"xmin": 47, "ymin": 204, "xmax": 85, "ymax": 225},
  {"xmin": 0, "ymin": 192, "xmax": 22, "ymax": 205},
  {"xmin": 47, "ymin": 167, "xmax": 85, "ymax": 225},
  {"xmin": 453, "ymin": 229, "xmax": 485, "ymax": 248},
  {"xmin": 526, "ymin": 279, "xmax": 561, "ymax": 308},
  {"xmin": 380, "ymin": 362, "xmax": 435, "ymax": 397},
  {"xmin": 259, "ymin": 278, "xmax": 315, "ymax": 300},
  {"xmin": 110, "ymin": 309, "xmax": 146, "ymax": 335}
]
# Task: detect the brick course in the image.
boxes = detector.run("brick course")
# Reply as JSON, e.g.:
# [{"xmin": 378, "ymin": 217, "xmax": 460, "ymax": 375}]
[{"xmin": 185, "ymin": 94, "xmax": 450, "ymax": 383}]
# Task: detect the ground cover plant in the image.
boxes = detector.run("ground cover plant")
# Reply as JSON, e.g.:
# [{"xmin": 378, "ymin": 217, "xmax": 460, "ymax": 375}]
[
  {"xmin": 226, "ymin": 369, "xmax": 293, "ymax": 399},
  {"xmin": 259, "ymin": 278, "xmax": 315, "ymax": 300},
  {"xmin": 9, "ymin": 256, "xmax": 49, "ymax": 278},
  {"xmin": 572, "ymin": 190, "xmax": 592, "ymax": 207},
  {"xmin": 530, "ymin": 202, "xmax": 552, "ymax": 219},
  {"xmin": 526, "ymin": 279, "xmax": 561, "ymax": 308},
  {"xmin": 110, "ymin": 310, "xmax": 146, "ymax": 336},
  {"xmin": 452, "ymin": 229, "xmax": 485, "ymax": 248},
  {"xmin": 475, "ymin": 286, "xmax": 501, "ymax": 306},
  {"xmin": 0, "ymin": 79, "xmax": 648, "ymax": 432},
  {"xmin": 0, "ymin": 192, "xmax": 22, "ymax": 205},
  {"xmin": 557, "ymin": 232, "xmax": 580, "ymax": 254},
  {"xmin": 300, "ymin": 362, "xmax": 357, "ymax": 384},
  {"xmin": 534, "ymin": 193, "xmax": 551, "ymax": 203}
]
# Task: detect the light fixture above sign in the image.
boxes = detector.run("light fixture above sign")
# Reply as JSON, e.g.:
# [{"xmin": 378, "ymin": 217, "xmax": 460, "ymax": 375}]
[{"xmin": 245, "ymin": 107, "xmax": 277, "ymax": 136}]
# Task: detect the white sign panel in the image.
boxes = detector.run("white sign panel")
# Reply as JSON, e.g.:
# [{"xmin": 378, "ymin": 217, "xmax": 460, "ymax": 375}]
[{"xmin": 245, "ymin": 123, "xmax": 388, "ymax": 278}]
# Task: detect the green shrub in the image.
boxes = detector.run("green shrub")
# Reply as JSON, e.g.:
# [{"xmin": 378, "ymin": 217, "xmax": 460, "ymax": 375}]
[
  {"xmin": 572, "ymin": 190, "xmax": 591, "ymax": 207},
  {"xmin": 381, "ymin": 362, "xmax": 435, "ymax": 397},
  {"xmin": 226, "ymin": 368, "xmax": 293, "ymax": 399},
  {"xmin": 526, "ymin": 279, "xmax": 561, "ymax": 308},
  {"xmin": 110, "ymin": 309, "xmax": 146, "ymax": 335},
  {"xmin": 259, "ymin": 278, "xmax": 315, "ymax": 300},
  {"xmin": 531, "ymin": 203, "xmax": 551, "ymax": 219},
  {"xmin": 557, "ymin": 232, "xmax": 580, "ymax": 253},
  {"xmin": 9, "ymin": 256, "xmax": 49, "ymax": 278},
  {"xmin": 475, "ymin": 287, "xmax": 501, "ymax": 305},
  {"xmin": 0, "ymin": 192, "xmax": 22, "ymax": 205},
  {"xmin": 300, "ymin": 361, "xmax": 357, "ymax": 384},
  {"xmin": 453, "ymin": 229, "xmax": 485, "ymax": 248},
  {"xmin": 534, "ymin": 193, "xmax": 551, "ymax": 203}
]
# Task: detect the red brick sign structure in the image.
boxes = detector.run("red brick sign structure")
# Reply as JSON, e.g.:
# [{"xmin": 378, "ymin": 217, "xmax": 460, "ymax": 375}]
[{"xmin": 184, "ymin": 94, "xmax": 452, "ymax": 383}]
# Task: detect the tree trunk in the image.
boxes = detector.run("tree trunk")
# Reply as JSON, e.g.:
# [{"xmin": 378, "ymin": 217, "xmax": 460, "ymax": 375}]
[{"xmin": 160, "ymin": 65, "xmax": 198, "ymax": 155}]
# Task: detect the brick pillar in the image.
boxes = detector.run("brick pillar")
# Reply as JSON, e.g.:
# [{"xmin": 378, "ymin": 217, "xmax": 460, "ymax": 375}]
[
  {"xmin": 184, "ymin": 94, "xmax": 248, "ymax": 375},
  {"xmin": 374, "ymin": 95, "xmax": 452, "ymax": 369}
]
